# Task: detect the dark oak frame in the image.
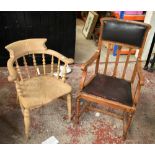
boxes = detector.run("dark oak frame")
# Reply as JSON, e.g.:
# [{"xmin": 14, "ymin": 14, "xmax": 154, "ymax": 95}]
[{"xmin": 76, "ymin": 18, "xmax": 151, "ymax": 139}]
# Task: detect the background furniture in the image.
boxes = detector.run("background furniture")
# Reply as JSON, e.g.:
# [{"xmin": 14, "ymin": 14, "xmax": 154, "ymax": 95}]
[
  {"xmin": 76, "ymin": 18, "xmax": 151, "ymax": 139},
  {"xmin": 0, "ymin": 11, "xmax": 76, "ymax": 67},
  {"xmin": 113, "ymin": 11, "xmax": 146, "ymax": 55},
  {"xmin": 5, "ymin": 38, "xmax": 74, "ymax": 140},
  {"xmin": 144, "ymin": 32, "xmax": 155, "ymax": 72},
  {"xmin": 113, "ymin": 11, "xmax": 145, "ymax": 21}
]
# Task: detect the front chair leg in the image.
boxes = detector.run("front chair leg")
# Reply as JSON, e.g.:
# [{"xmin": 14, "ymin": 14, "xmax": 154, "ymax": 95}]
[
  {"xmin": 123, "ymin": 112, "xmax": 133, "ymax": 140},
  {"xmin": 76, "ymin": 97, "xmax": 81, "ymax": 124},
  {"xmin": 24, "ymin": 109, "xmax": 30, "ymax": 141},
  {"xmin": 67, "ymin": 93, "xmax": 72, "ymax": 121},
  {"xmin": 16, "ymin": 94, "xmax": 19, "ymax": 104}
]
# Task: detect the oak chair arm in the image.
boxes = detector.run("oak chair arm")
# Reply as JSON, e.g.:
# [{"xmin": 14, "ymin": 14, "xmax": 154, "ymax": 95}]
[
  {"xmin": 80, "ymin": 50, "xmax": 100, "ymax": 90},
  {"xmin": 81, "ymin": 50, "xmax": 100, "ymax": 71}
]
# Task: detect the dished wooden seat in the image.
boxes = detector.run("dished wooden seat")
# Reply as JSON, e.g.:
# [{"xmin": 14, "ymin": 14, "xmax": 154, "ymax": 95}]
[
  {"xmin": 83, "ymin": 74, "xmax": 132, "ymax": 107},
  {"xmin": 18, "ymin": 76, "xmax": 72, "ymax": 109}
]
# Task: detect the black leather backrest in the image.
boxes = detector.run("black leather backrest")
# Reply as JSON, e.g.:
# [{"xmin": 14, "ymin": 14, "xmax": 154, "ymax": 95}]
[{"xmin": 102, "ymin": 19, "xmax": 148, "ymax": 47}]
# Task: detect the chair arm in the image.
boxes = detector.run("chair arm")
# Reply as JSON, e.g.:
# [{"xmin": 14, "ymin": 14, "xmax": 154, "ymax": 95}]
[
  {"xmin": 80, "ymin": 50, "xmax": 100, "ymax": 90},
  {"xmin": 47, "ymin": 49, "xmax": 74, "ymax": 64},
  {"xmin": 81, "ymin": 50, "xmax": 100, "ymax": 71},
  {"xmin": 7, "ymin": 58, "xmax": 18, "ymax": 82},
  {"xmin": 137, "ymin": 60, "xmax": 144, "ymax": 86}
]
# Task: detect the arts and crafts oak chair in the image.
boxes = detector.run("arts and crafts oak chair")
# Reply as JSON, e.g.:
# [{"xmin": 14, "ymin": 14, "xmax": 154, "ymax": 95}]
[
  {"xmin": 5, "ymin": 38, "xmax": 74, "ymax": 140},
  {"xmin": 76, "ymin": 18, "xmax": 151, "ymax": 139}
]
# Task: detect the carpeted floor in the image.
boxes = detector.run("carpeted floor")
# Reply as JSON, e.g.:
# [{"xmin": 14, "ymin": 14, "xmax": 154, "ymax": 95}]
[{"xmin": 0, "ymin": 63, "xmax": 155, "ymax": 144}]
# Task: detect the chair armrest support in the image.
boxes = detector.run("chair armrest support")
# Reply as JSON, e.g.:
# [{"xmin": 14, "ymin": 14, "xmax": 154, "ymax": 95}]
[
  {"xmin": 137, "ymin": 59, "xmax": 144, "ymax": 86},
  {"xmin": 81, "ymin": 50, "xmax": 100, "ymax": 71}
]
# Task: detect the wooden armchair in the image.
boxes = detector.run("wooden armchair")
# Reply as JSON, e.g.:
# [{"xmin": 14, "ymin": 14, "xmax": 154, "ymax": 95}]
[
  {"xmin": 76, "ymin": 18, "xmax": 151, "ymax": 139},
  {"xmin": 5, "ymin": 38, "xmax": 74, "ymax": 140}
]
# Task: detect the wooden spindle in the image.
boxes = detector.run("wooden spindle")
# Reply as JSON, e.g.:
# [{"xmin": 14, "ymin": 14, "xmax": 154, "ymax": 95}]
[
  {"xmin": 23, "ymin": 56, "xmax": 30, "ymax": 79},
  {"xmin": 62, "ymin": 64, "xmax": 67, "ymax": 82},
  {"xmin": 133, "ymin": 81, "xmax": 141, "ymax": 105},
  {"xmin": 15, "ymin": 60, "xmax": 23, "ymax": 81},
  {"xmin": 122, "ymin": 48, "xmax": 132, "ymax": 79},
  {"xmin": 104, "ymin": 43, "xmax": 111, "ymax": 74},
  {"xmin": 113, "ymin": 46, "xmax": 121, "ymax": 77},
  {"xmin": 32, "ymin": 53, "xmax": 38, "ymax": 76},
  {"xmin": 42, "ymin": 53, "xmax": 46, "ymax": 75},
  {"xmin": 15, "ymin": 81, "xmax": 23, "ymax": 97},
  {"xmin": 131, "ymin": 61, "xmax": 138, "ymax": 83},
  {"xmin": 51, "ymin": 55, "xmax": 54, "ymax": 76},
  {"xmin": 57, "ymin": 59, "xmax": 60, "ymax": 79}
]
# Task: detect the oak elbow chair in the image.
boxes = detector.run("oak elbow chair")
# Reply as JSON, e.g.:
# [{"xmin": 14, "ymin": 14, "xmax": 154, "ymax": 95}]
[
  {"xmin": 76, "ymin": 18, "xmax": 151, "ymax": 139},
  {"xmin": 5, "ymin": 38, "xmax": 74, "ymax": 140}
]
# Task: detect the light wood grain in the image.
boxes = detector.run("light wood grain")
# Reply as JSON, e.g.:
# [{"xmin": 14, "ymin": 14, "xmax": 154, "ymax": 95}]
[{"xmin": 5, "ymin": 38, "xmax": 74, "ymax": 140}]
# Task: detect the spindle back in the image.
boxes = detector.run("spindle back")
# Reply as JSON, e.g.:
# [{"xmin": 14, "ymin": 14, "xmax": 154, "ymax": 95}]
[{"xmin": 6, "ymin": 38, "xmax": 74, "ymax": 83}]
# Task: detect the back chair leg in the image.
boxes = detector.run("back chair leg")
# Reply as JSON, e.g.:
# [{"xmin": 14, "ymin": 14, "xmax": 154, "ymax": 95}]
[
  {"xmin": 16, "ymin": 94, "xmax": 19, "ymax": 104},
  {"xmin": 24, "ymin": 108, "xmax": 30, "ymax": 141},
  {"xmin": 67, "ymin": 93, "xmax": 72, "ymax": 121},
  {"xmin": 123, "ymin": 112, "xmax": 134, "ymax": 140},
  {"xmin": 19, "ymin": 102, "xmax": 24, "ymax": 115},
  {"xmin": 76, "ymin": 97, "xmax": 81, "ymax": 124}
]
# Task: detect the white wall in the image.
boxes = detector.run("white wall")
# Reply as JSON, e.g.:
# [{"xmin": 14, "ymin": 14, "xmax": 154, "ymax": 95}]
[{"xmin": 141, "ymin": 11, "xmax": 155, "ymax": 60}]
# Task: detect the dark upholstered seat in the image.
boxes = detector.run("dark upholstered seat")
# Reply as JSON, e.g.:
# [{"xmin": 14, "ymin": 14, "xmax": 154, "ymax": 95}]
[{"xmin": 83, "ymin": 74, "xmax": 133, "ymax": 106}]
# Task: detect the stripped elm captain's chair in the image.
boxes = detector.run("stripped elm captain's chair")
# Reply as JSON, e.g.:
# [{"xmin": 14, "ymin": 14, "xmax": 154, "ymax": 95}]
[{"xmin": 5, "ymin": 38, "xmax": 74, "ymax": 140}]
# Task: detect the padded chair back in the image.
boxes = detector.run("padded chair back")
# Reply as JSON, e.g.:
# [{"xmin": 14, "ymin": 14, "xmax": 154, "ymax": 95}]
[{"xmin": 101, "ymin": 18, "xmax": 150, "ymax": 48}]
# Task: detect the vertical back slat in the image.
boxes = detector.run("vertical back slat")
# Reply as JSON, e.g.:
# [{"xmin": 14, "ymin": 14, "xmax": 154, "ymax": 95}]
[
  {"xmin": 23, "ymin": 56, "xmax": 30, "ymax": 78},
  {"xmin": 42, "ymin": 53, "xmax": 46, "ymax": 75},
  {"xmin": 62, "ymin": 63, "xmax": 67, "ymax": 82},
  {"xmin": 122, "ymin": 48, "xmax": 132, "ymax": 79},
  {"xmin": 15, "ymin": 81, "xmax": 23, "ymax": 97},
  {"xmin": 51, "ymin": 55, "xmax": 54, "ymax": 75},
  {"xmin": 131, "ymin": 61, "xmax": 138, "ymax": 83},
  {"xmin": 15, "ymin": 60, "xmax": 23, "ymax": 81},
  {"xmin": 113, "ymin": 45, "xmax": 121, "ymax": 77},
  {"xmin": 32, "ymin": 53, "xmax": 38, "ymax": 76},
  {"xmin": 104, "ymin": 43, "xmax": 111, "ymax": 74},
  {"xmin": 57, "ymin": 59, "xmax": 60, "ymax": 79},
  {"xmin": 133, "ymin": 81, "xmax": 141, "ymax": 105}
]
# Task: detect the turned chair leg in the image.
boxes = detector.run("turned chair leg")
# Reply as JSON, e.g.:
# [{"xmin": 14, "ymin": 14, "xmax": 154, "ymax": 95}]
[
  {"xmin": 24, "ymin": 109, "xmax": 30, "ymax": 141},
  {"xmin": 16, "ymin": 94, "xmax": 19, "ymax": 104},
  {"xmin": 19, "ymin": 103, "xmax": 24, "ymax": 115},
  {"xmin": 76, "ymin": 97, "xmax": 80, "ymax": 124},
  {"xmin": 67, "ymin": 94, "xmax": 72, "ymax": 121},
  {"xmin": 123, "ymin": 112, "xmax": 133, "ymax": 140}
]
